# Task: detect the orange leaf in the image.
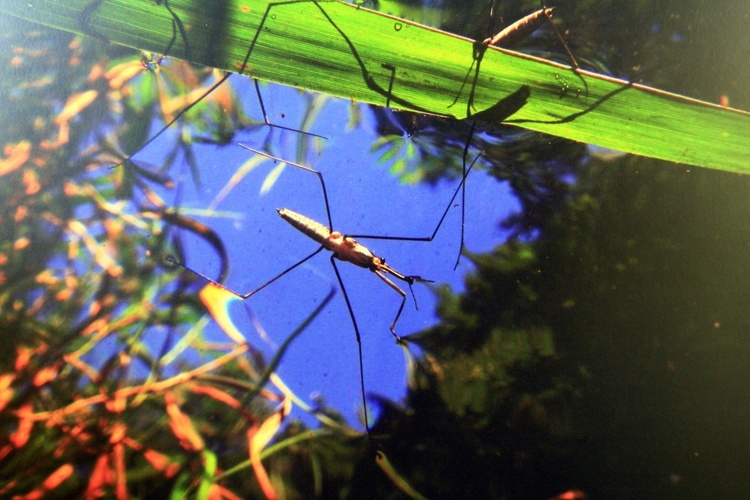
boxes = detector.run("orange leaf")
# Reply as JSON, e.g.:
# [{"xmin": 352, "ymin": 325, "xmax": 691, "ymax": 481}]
[
  {"xmin": 56, "ymin": 89, "xmax": 98, "ymax": 124},
  {"xmin": 192, "ymin": 385, "xmax": 241, "ymax": 409},
  {"xmin": 10, "ymin": 403, "xmax": 34, "ymax": 448},
  {"xmin": 142, "ymin": 449, "xmax": 179, "ymax": 478},
  {"xmin": 105, "ymin": 391, "xmax": 127, "ymax": 413},
  {"xmin": 86, "ymin": 454, "xmax": 112, "ymax": 499},
  {"xmin": 210, "ymin": 484, "xmax": 243, "ymax": 500},
  {"xmin": 0, "ymin": 474, "xmax": 17, "ymax": 495},
  {"xmin": 13, "ymin": 237, "xmax": 30, "ymax": 251},
  {"xmin": 247, "ymin": 398, "xmax": 292, "ymax": 500},
  {"xmin": 42, "ymin": 463, "xmax": 74, "ymax": 490},
  {"xmin": 33, "ymin": 364, "xmax": 59, "ymax": 387},
  {"xmin": 246, "ymin": 425, "xmax": 276, "ymax": 500},
  {"xmin": 105, "ymin": 60, "xmax": 144, "ymax": 89},
  {"xmin": 200, "ymin": 284, "xmax": 247, "ymax": 344},
  {"xmin": 14, "ymin": 205, "xmax": 28, "ymax": 222},
  {"xmin": 109, "ymin": 422, "xmax": 127, "ymax": 444},
  {"xmin": 165, "ymin": 392, "xmax": 204, "ymax": 452},
  {"xmin": 112, "ymin": 442, "xmax": 127, "ymax": 499},
  {"xmin": 22, "ymin": 168, "xmax": 40, "ymax": 196},
  {"xmin": 0, "ymin": 373, "xmax": 16, "ymax": 412},
  {"xmin": 0, "ymin": 141, "xmax": 31, "ymax": 176}
]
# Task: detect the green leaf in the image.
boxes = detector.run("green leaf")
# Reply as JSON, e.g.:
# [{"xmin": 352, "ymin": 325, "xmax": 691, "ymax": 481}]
[{"xmin": 3, "ymin": 0, "xmax": 748, "ymax": 172}]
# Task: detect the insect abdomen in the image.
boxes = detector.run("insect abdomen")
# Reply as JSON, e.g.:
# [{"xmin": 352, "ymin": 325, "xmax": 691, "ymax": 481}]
[
  {"xmin": 277, "ymin": 208, "xmax": 331, "ymax": 246},
  {"xmin": 484, "ymin": 7, "xmax": 553, "ymax": 47},
  {"xmin": 277, "ymin": 208, "xmax": 377, "ymax": 268}
]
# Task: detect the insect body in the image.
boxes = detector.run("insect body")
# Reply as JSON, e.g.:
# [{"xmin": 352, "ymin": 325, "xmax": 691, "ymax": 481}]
[
  {"xmin": 448, "ymin": 3, "xmax": 585, "ymax": 266},
  {"xmin": 277, "ymin": 207, "xmax": 432, "ymax": 341},
  {"xmin": 279, "ymin": 208, "xmax": 387, "ymax": 271},
  {"xmin": 483, "ymin": 7, "xmax": 554, "ymax": 48}
]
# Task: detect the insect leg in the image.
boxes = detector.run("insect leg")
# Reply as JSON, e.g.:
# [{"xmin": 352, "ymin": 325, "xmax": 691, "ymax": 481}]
[
  {"xmin": 447, "ymin": 48, "xmax": 482, "ymax": 111},
  {"xmin": 240, "ymin": 283, "xmax": 337, "ymax": 408},
  {"xmin": 329, "ymin": 254, "xmax": 371, "ymax": 437},
  {"xmin": 540, "ymin": 4, "xmax": 579, "ymax": 70},
  {"xmin": 346, "ymin": 151, "xmax": 483, "ymax": 264},
  {"xmin": 113, "ymin": 73, "xmax": 233, "ymax": 169},
  {"xmin": 157, "ymin": 0, "xmax": 189, "ymax": 61},
  {"xmin": 481, "ymin": 4, "xmax": 588, "ymax": 96},
  {"xmin": 114, "ymin": 4, "xmax": 326, "ymax": 168},
  {"xmin": 372, "ymin": 270, "xmax": 411, "ymax": 343},
  {"xmin": 537, "ymin": 4, "xmax": 588, "ymax": 96},
  {"xmin": 254, "ymin": 80, "xmax": 328, "ymax": 140},
  {"xmin": 165, "ymin": 245, "xmax": 325, "ymax": 300},
  {"xmin": 239, "ymin": 145, "xmax": 334, "ymax": 230}
]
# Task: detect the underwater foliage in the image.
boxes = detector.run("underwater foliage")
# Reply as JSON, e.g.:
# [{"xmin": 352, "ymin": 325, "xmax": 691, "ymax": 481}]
[{"xmin": 0, "ymin": 18, "xmax": 368, "ymax": 498}]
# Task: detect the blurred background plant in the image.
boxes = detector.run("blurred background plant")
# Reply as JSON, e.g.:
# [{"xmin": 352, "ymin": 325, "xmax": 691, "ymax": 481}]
[{"xmin": 0, "ymin": 12, "xmax": 370, "ymax": 499}]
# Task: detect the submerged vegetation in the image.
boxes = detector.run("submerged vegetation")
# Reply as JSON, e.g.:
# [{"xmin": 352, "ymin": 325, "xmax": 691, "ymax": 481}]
[{"xmin": 1, "ymin": 0, "xmax": 749, "ymax": 497}]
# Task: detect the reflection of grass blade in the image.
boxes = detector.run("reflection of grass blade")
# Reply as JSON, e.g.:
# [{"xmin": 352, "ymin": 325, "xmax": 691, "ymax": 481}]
[
  {"xmin": 198, "ymin": 274, "xmax": 343, "ymax": 430},
  {"xmin": 297, "ymin": 93, "xmax": 329, "ymax": 152},
  {"xmin": 199, "ymin": 284, "xmax": 246, "ymax": 345},
  {"xmin": 25, "ymin": 344, "xmax": 250, "ymax": 423},
  {"xmin": 160, "ymin": 315, "xmax": 210, "ymax": 366},
  {"xmin": 208, "ymin": 153, "xmax": 269, "ymax": 210},
  {"xmin": 376, "ymin": 450, "xmax": 427, "ymax": 500},
  {"xmin": 259, "ymin": 161, "xmax": 287, "ymax": 195},
  {"xmin": 165, "ymin": 391, "xmax": 205, "ymax": 452},
  {"xmin": 248, "ymin": 395, "xmax": 292, "ymax": 499}
]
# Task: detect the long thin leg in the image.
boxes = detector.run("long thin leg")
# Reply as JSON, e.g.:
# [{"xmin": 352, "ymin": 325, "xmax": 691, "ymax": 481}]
[
  {"xmin": 238, "ymin": 283, "xmax": 337, "ymax": 408},
  {"xmin": 479, "ymin": 3, "xmax": 587, "ymax": 97},
  {"xmin": 373, "ymin": 270, "xmax": 408, "ymax": 342},
  {"xmin": 447, "ymin": 53, "xmax": 480, "ymax": 111},
  {"xmin": 541, "ymin": 4, "xmax": 578, "ymax": 71},
  {"xmin": 456, "ymin": 121, "xmax": 477, "ymax": 269},
  {"xmin": 113, "ymin": 74, "xmax": 233, "ymax": 169},
  {"xmin": 166, "ymin": 245, "xmax": 325, "ymax": 299},
  {"xmin": 329, "ymin": 256, "xmax": 371, "ymax": 437},
  {"xmin": 158, "ymin": 0, "xmax": 189, "ymax": 60},
  {"xmin": 113, "ymin": 8, "xmax": 326, "ymax": 169},
  {"xmin": 253, "ymin": 80, "xmax": 328, "ymax": 140},
  {"xmin": 239, "ymin": 145, "xmax": 334, "ymax": 230},
  {"xmin": 539, "ymin": 3, "xmax": 588, "ymax": 96},
  {"xmin": 241, "ymin": 145, "xmax": 480, "ymax": 269},
  {"xmin": 347, "ymin": 151, "xmax": 482, "ymax": 248},
  {"xmin": 381, "ymin": 63, "xmax": 396, "ymax": 108},
  {"xmin": 448, "ymin": 0, "xmax": 496, "ymax": 110}
]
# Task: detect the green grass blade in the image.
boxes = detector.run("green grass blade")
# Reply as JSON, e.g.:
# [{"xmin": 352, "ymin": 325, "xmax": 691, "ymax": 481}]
[{"xmin": 3, "ymin": 0, "xmax": 748, "ymax": 172}]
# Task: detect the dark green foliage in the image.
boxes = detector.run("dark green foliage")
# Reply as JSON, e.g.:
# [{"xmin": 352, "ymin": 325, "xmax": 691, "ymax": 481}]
[{"xmin": 360, "ymin": 155, "xmax": 750, "ymax": 497}]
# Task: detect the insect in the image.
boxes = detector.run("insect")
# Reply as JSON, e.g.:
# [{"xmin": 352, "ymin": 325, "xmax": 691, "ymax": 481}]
[
  {"xmin": 449, "ymin": 1, "xmax": 585, "ymax": 266},
  {"xmin": 168, "ymin": 144, "xmax": 482, "ymax": 436}
]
